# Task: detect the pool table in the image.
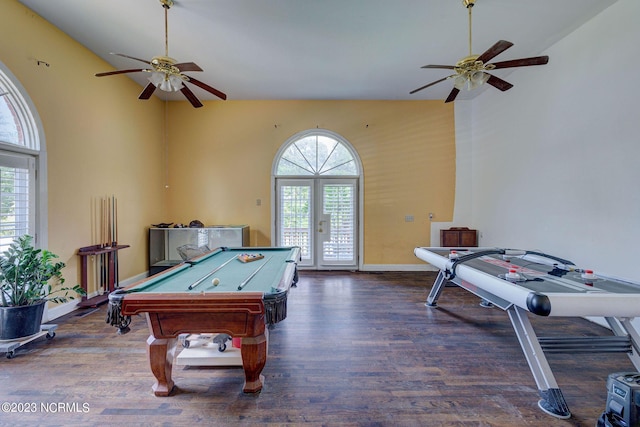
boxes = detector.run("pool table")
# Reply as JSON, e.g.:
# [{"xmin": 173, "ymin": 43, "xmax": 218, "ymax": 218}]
[{"xmin": 107, "ymin": 246, "xmax": 300, "ymax": 395}]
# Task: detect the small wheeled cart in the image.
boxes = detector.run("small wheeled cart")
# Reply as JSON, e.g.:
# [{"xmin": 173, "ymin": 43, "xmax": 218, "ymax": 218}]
[
  {"xmin": 0, "ymin": 324, "xmax": 57, "ymax": 359},
  {"xmin": 181, "ymin": 333, "xmax": 231, "ymax": 352}
]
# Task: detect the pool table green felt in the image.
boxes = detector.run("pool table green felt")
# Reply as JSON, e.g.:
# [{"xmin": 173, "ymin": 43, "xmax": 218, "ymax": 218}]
[{"xmin": 132, "ymin": 247, "xmax": 296, "ymax": 294}]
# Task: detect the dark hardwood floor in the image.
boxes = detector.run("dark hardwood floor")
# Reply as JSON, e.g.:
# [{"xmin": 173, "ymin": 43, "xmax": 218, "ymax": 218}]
[{"xmin": 1, "ymin": 271, "xmax": 633, "ymax": 426}]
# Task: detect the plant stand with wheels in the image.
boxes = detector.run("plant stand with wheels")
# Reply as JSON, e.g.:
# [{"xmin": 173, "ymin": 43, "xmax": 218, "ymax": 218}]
[{"xmin": 0, "ymin": 324, "xmax": 57, "ymax": 359}]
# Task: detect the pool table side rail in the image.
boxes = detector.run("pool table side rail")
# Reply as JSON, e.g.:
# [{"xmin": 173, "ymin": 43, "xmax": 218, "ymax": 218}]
[
  {"xmin": 123, "ymin": 263, "xmax": 192, "ymax": 293},
  {"xmin": 187, "ymin": 246, "xmax": 300, "ymax": 265}
]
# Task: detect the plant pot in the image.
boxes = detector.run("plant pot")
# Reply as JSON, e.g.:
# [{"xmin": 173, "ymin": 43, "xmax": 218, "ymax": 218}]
[{"xmin": 0, "ymin": 300, "xmax": 46, "ymax": 340}]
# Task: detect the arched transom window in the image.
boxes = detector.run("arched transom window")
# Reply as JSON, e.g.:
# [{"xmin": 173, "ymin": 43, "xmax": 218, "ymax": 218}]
[{"xmin": 275, "ymin": 131, "xmax": 358, "ymax": 176}]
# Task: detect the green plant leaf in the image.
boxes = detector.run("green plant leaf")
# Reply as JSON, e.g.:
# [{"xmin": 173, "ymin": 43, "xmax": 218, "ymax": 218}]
[{"xmin": 0, "ymin": 235, "xmax": 83, "ymax": 307}]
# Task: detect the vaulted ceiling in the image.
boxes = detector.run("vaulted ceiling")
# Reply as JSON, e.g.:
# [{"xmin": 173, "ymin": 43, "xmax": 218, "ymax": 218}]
[{"xmin": 19, "ymin": 0, "xmax": 618, "ymax": 102}]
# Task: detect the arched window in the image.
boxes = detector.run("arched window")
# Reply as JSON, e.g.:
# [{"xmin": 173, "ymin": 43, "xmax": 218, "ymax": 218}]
[
  {"xmin": 275, "ymin": 130, "xmax": 359, "ymax": 176},
  {"xmin": 273, "ymin": 130, "xmax": 362, "ymax": 270},
  {"xmin": 0, "ymin": 61, "xmax": 46, "ymax": 250}
]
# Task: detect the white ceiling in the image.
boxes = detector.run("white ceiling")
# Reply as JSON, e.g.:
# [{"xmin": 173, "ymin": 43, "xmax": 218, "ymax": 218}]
[{"xmin": 19, "ymin": 0, "xmax": 618, "ymax": 102}]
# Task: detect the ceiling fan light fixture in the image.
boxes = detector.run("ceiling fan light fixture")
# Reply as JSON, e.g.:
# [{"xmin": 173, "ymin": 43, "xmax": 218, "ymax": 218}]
[
  {"xmin": 149, "ymin": 71, "xmax": 183, "ymax": 92},
  {"xmin": 468, "ymin": 70, "xmax": 489, "ymax": 89},
  {"xmin": 452, "ymin": 70, "xmax": 489, "ymax": 91},
  {"xmin": 453, "ymin": 75, "xmax": 468, "ymax": 90}
]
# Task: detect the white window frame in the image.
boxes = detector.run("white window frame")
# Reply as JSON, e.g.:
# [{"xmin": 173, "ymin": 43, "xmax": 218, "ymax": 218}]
[
  {"xmin": 271, "ymin": 129, "xmax": 364, "ymax": 270},
  {"xmin": 0, "ymin": 60, "xmax": 48, "ymax": 248}
]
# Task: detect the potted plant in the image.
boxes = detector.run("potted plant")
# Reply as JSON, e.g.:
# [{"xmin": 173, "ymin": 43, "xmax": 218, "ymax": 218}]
[{"xmin": 0, "ymin": 235, "xmax": 84, "ymax": 340}]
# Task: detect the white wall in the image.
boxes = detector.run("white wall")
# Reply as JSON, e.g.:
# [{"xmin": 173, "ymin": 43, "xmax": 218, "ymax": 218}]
[
  {"xmin": 429, "ymin": 102, "xmax": 474, "ymax": 246},
  {"xmin": 467, "ymin": 0, "xmax": 639, "ymax": 282}
]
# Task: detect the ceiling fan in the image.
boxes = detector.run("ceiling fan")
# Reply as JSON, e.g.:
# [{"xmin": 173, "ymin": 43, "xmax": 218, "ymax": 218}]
[
  {"xmin": 410, "ymin": 0, "xmax": 549, "ymax": 103},
  {"xmin": 95, "ymin": 0, "xmax": 226, "ymax": 108}
]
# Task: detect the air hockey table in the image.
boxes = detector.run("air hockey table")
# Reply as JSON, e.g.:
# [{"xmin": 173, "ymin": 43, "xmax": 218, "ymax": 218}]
[{"xmin": 414, "ymin": 246, "xmax": 640, "ymax": 419}]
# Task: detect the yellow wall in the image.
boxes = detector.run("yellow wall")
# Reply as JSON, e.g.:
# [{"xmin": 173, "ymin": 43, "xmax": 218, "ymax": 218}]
[
  {"xmin": 1, "ymin": 1, "xmax": 167, "ymax": 298},
  {"xmin": 2, "ymin": 0, "xmax": 456, "ymax": 295},
  {"xmin": 168, "ymin": 100, "xmax": 455, "ymax": 264}
]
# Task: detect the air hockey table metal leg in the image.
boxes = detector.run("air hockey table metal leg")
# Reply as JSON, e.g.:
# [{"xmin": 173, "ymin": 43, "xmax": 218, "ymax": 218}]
[
  {"xmin": 425, "ymin": 270, "xmax": 447, "ymax": 307},
  {"xmin": 606, "ymin": 317, "xmax": 640, "ymax": 370},
  {"xmin": 507, "ymin": 306, "xmax": 571, "ymax": 419}
]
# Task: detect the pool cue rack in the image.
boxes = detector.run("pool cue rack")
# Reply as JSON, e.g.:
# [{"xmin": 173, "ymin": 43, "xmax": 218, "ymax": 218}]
[
  {"xmin": 77, "ymin": 195, "xmax": 129, "ymax": 307},
  {"xmin": 77, "ymin": 244, "xmax": 129, "ymax": 307}
]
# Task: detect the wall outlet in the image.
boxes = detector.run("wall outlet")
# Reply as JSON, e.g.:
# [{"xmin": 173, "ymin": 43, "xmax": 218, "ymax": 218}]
[{"xmin": 405, "ymin": 215, "xmax": 414, "ymax": 222}]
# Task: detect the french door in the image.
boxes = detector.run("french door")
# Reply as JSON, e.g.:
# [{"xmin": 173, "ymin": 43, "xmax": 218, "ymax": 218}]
[{"xmin": 276, "ymin": 178, "xmax": 358, "ymax": 270}]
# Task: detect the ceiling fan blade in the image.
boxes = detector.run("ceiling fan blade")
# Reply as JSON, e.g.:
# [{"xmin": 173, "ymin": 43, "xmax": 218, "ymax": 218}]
[
  {"xmin": 476, "ymin": 40, "xmax": 514, "ymax": 64},
  {"xmin": 185, "ymin": 76, "xmax": 227, "ymax": 100},
  {"xmin": 421, "ymin": 64, "xmax": 456, "ymax": 70},
  {"xmin": 444, "ymin": 88, "xmax": 460, "ymax": 103},
  {"xmin": 110, "ymin": 52, "xmax": 151, "ymax": 65},
  {"xmin": 180, "ymin": 85, "xmax": 204, "ymax": 108},
  {"xmin": 175, "ymin": 62, "xmax": 203, "ymax": 72},
  {"xmin": 409, "ymin": 76, "xmax": 451, "ymax": 94},
  {"xmin": 95, "ymin": 68, "xmax": 147, "ymax": 77},
  {"xmin": 485, "ymin": 74, "xmax": 514, "ymax": 91},
  {"xmin": 490, "ymin": 56, "xmax": 549, "ymax": 69},
  {"xmin": 138, "ymin": 83, "xmax": 157, "ymax": 100}
]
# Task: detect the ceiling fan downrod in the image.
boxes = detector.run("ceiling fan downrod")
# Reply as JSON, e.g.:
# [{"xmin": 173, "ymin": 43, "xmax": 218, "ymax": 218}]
[
  {"xmin": 464, "ymin": 0, "xmax": 475, "ymax": 57},
  {"xmin": 160, "ymin": 0, "xmax": 173, "ymax": 58}
]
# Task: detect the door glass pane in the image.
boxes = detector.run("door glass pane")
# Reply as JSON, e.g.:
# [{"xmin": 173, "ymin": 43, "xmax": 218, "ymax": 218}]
[
  {"xmin": 279, "ymin": 184, "xmax": 312, "ymax": 261},
  {"xmin": 322, "ymin": 184, "xmax": 355, "ymax": 263}
]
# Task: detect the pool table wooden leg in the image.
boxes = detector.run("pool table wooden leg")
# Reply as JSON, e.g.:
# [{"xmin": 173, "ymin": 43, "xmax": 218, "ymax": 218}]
[
  {"xmin": 240, "ymin": 333, "xmax": 267, "ymax": 393},
  {"xmin": 147, "ymin": 334, "xmax": 176, "ymax": 396}
]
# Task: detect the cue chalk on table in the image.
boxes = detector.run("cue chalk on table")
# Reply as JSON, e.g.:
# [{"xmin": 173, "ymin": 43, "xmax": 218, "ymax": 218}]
[
  {"xmin": 188, "ymin": 255, "xmax": 237, "ymax": 290},
  {"xmin": 238, "ymin": 256, "xmax": 272, "ymax": 291}
]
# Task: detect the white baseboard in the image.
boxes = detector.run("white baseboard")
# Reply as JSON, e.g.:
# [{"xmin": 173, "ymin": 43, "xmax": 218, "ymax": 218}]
[{"xmin": 43, "ymin": 271, "xmax": 149, "ymax": 322}]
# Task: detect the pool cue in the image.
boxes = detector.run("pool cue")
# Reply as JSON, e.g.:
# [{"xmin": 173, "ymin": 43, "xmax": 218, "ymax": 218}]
[
  {"xmin": 113, "ymin": 196, "xmax": 119, "ymax": 287},
  {"xmin": 100, "ymin": 198, "xmax": 106, "ymax": 294},
  {"xmin": 114, "ymin": 196, "xmax": 118, "ymax": 245},
  {"xmin": 237, "ymin": 256, "xmax": 272, "ymax": 291},
  {"xmin": 92, "ymin": 255, "xmax": 98, "ymax": 298},
  {"xmin": 107, "ymin": 195, "xmax": 112, "ymax": 247},
  {"xmin": 92, "ymin": 199, "xmax": 99, "ymax": 297},
  {"xmin": 188, "ymin": 255, "xmax": 237, "ymax": 290}
]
